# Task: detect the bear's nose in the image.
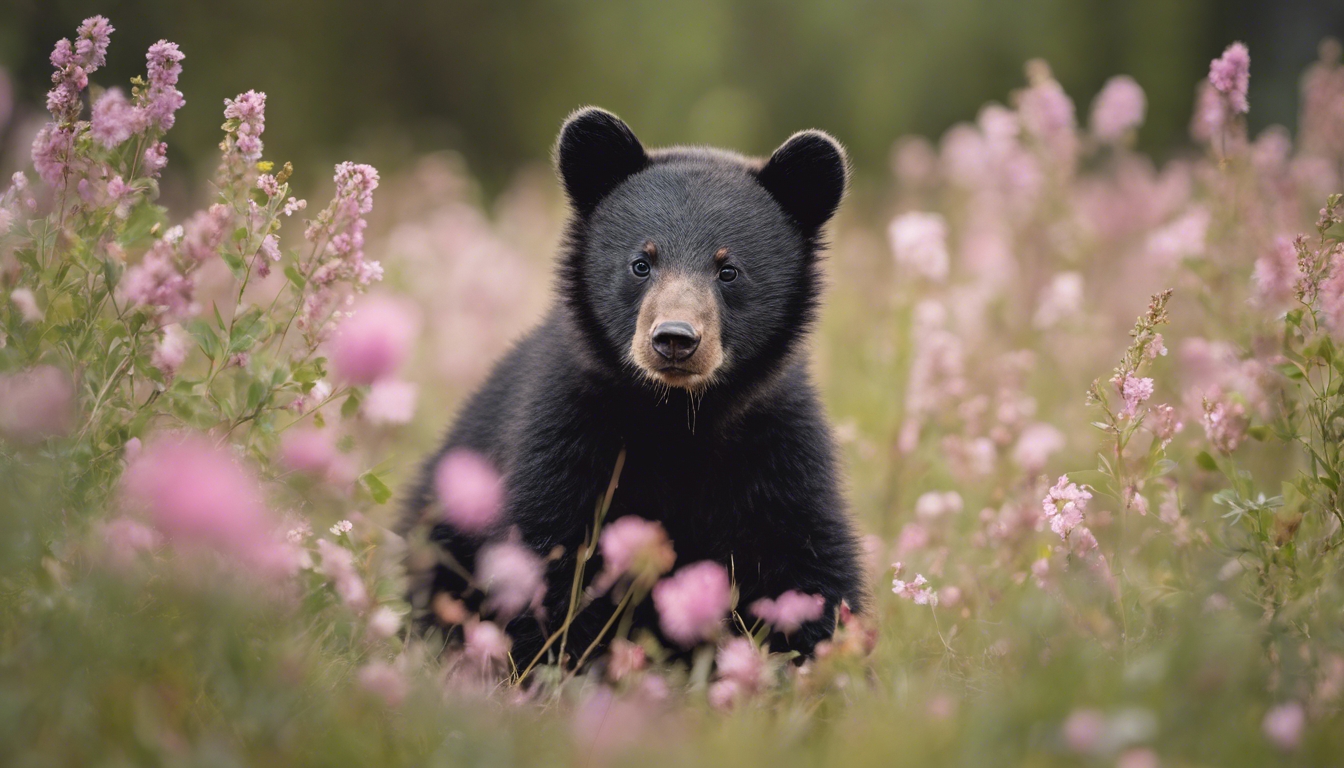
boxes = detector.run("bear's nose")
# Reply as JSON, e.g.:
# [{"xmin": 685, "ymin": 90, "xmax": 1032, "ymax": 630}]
[{"xmin": 651, "ymin": 321, "xmax": 700, "ymax": 363}]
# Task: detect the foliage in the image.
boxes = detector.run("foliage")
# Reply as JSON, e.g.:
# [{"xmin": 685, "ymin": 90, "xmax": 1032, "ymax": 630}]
[{"xmin": 4, "ymin": 17, "xmax": 1344, "ymax": 768}]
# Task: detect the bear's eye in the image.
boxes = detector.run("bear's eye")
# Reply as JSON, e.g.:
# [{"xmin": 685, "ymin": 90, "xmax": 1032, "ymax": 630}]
[
  {"xmin": 631, "ymin": 258, "xmax": 651, "ymax": 278},
  {"xmin": 718, "ymin": 265, "xmax": 739, "ymax": 283}
]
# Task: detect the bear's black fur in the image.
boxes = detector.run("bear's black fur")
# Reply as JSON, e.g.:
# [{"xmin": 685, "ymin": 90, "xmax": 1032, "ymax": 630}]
[{"xmin": 401, "ymin": 107, "xmax": 866, "ymax": 667}]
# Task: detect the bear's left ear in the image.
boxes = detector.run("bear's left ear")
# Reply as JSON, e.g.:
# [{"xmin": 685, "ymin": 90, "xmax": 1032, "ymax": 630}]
[
  {"xmin": 555, "ymin": 107, "xmax": 649, "ymax": 216},
  {"xmin": 755, "ymin": 130, "xmax": 849, "ymax": 232}
]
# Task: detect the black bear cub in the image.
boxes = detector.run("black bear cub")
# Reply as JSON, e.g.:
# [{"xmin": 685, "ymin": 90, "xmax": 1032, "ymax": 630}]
[{"xmin": 401, "ymin": 107, "xmax": 866, "ymax": 667}]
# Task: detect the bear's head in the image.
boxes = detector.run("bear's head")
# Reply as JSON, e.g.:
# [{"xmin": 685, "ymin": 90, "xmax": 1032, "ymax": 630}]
[{"xmin": 555, "ymin": 107, "xmax": 847, "ymax": 395}]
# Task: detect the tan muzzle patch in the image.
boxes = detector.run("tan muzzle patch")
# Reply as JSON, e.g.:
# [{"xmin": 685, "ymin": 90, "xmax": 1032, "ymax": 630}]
[{"xmin": 629, "ymin": 272, "xmax": 725, "ymax": 390}]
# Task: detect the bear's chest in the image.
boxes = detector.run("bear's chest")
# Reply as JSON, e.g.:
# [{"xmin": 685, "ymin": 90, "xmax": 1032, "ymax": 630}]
[{"xmin": 603, "ymin": 435, "xmax": 759, "ymax": 565}]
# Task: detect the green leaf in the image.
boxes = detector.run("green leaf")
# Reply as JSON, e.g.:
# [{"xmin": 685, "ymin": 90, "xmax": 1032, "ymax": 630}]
[
  {"xmin": 187, "ymin": 319, "xmax": 221, "ymax": 360},
  {"xmin": 1148, "ymin": 459, "xmax": 1178, "ymax": 478},
  {"xmin": 1275, "ymin": 362, "xmax": 1306, "ymax": 381},
  {"xmin": 228, "ymin": 308, "xmax": 267, "ymax": 353},
  {"xmin": 284, "ymin": 264, "xmax": 306, "ymax": 289},
  {"xmin": 220, "ymin": 250, "xmax": 246, "ymax": 281},
  {"xmin": 292, "ymin": 360, "xmax": 323, "ymax": 384},
  {"xmin": 1196, "ymin": 451, "xmax": 1219, "ymax": 471},
  {"xmin": 361, "ymin": 472, "xmax": 393, "ymax": 505},
  {"xmin": 244, "ymin": 379, "xmax": 268, "ymax": 412},
  {"xmin": 340, "ymin": 390, "xmax": 362, "ymax": 419}
]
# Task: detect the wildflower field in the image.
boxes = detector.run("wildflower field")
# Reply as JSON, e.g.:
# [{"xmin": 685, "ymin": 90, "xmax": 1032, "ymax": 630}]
[{"xmin": 6, "ymin": 16, "xmax": 1344, "ymax": 767}]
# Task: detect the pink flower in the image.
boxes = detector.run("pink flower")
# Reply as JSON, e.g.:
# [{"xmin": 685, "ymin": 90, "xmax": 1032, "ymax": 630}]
[
  {"xmin": 10, "ymin": 288, "xmax": 42, "ymax": 322},
  {"xmin": 571, "ymin": 687, "xmax": 655, "ymax": 755},
  {"xmin": 1202, "ymin": 397, "xmax": 1248, "ymax": 454},
  {"xmin": 1012, "ymin": 423, "xmax": 1065, "ymax": 471},
  {"xmin": 357, "ymin": 661, "xmax": 407, "ymax": 707},
  {"xmin": 141, "ymin": 41, "xmax": 185, "ymax": 131},
  {"xmin": 434, "ymin": 449, "xmax": 504, "ymax": 534},
  {"xmin": 1061, "ymin": 708, "xmax": 1106, "ymax": 754},
  {"xmin": 1253, "ymin": 236, "xmax": 1303, "ymax": 307},
  {"xmin": 1117, "ymin": 373, "xmax": 1154, "ymax": 419},
  {"xmin": 223, "ymin": 90, "xmax": 266, "ymax": 161},
  {"xmin": 90, "ymin": 88, "xmax": 140, "ymax": 149},
  {"xmin": 1116, "ymin": 749, "xmax": 1159, "ymax": 768},
  {"xmin": 31, "ymin": 124, "xmax": 77, "ymax": 186},
  {"xmin": 305, "ymin": 162, "xmax": 382, "ymax": 285},
  {"xmin": 475, "ymin": 540, "xmax": 545, "ymax": 620},
  {"xmin": 120, "ymin": 241, "xmax": 195, "ymax": 319},
  {"xmin": 151, "ymin": 323, "xmax": 191, "ymax": 380},
  {"xmin": 316, "ymin": 538, "xmax": 368, "ymax": 609},
  {"xmin": 1017, "ymin": 60, "xmax": 1078, "ymax": 165},
  {"xmin": 1042, "ymin": 475, "xmax": 1091, "ymax": 539},
  {"xmin": 367, "ymin": 606, "xmax": 401, "ymax": 639},
  {"xmin": 279, "ymin": 427, "xmax": 346, "ymax": 480},
  {"xmin": 1090, "ymin": 75, "xmax": 1146, "ymax": 142},
  {"xmin": 895, "ymin": 521, "xmax": 929, "ymax": 555},
  {"xmin": 99, "ymin": 516, "xmax": 162, "ymax": 568},
  {"xmin": 1150, "ymin": 404, "xmax": 1183, "ymax": 447},
  {"xmin": 914, "ymin": 490, "xmax": 963, "ymax": 520},
  {"xmin": 1033, "ymin": 272, "xmax": 1084, "ymax": 329},
  {"xmin": 749, "ymin": 590, "xmax": 825, "ymax": 634},
  {"xmin": 462, "ymin": 619, "xmax": 512, "ymax": 667},
  {"xmin": 1209, "ymin": 42, "xmax": 1251, "ymax": 115},
  {"xmin": 594, "ymin": 515, "xmax": 676, "ymax": 593},
  {"xmin": 888, "ymin": 211, "xmax": 950, "ymax": 281},
  {"xmin": 707, "ymin": 678, "xmax": 746, "ymax": 710},
  {"xmin": 892, "ymin": 571, "xmax": 937, "ymax": 605},
  {"xmin": 75, "ymin": 16, "xmax": 114, "ymax": 71},
  {"xmin": 1146, "ymin": 207, "xmax": 1210, "ymax": 264},
  {"xmin": 715, "ymin": 637, "xmax": 771, "ymax": 694},
  {"xmin": 120, "ymin": 433, "xmax": 284, "ymax": 571},
  {"xmin": 327, "ymin": 295, "xmax": 419, "ymax": 385},
  {"xmin": 1320, "ymin": 259, "xmax": 1344, "ymax": 338},
  {"xmin": 142, "ymin": 142, "xmax": 168, "ymax": 177},
  {"xmin": 653, "ymin": 560, "xmax": 731, "ymax": 647},
  {"xmin": 362, "ymin": 379, "xmax": 419, "ymax": 425},
  {"xmin": 1262, "ymin": 701, "xmax": 1305, "ymax": 752},
  {"xmin": 605, "ymin": 639, "xmax": 647, "ymax": 682},
  {"xmin": 0, "ymin": 365, "xmax": 75, "ymax": 443}
]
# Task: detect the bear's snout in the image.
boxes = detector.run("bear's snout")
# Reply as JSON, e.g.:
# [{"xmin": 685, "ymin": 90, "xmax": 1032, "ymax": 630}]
[
  {"xmin": 650, "ymin": 321, "xmax": 700, "ymax": 362},
  {"xmin": 628, "ymin": 271, "xmax": 725, "ymax": 390}
]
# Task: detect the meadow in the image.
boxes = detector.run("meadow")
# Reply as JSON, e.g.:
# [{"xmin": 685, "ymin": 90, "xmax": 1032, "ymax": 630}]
[{"xmin": 3, "ymin": 16, "xmax": 1344, "ymax": 767}]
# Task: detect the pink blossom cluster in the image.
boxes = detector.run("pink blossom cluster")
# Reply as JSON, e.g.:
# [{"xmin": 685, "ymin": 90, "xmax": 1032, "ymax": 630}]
[
  {"xmin": 652, "ymin": 561, "xmax": 731, "ymax": 647},
  {"xmin": 1041, "ymin": 476, "xmax": 1091, "ymax": 539},
  {"xmin": 45, "ymin": 16, "xmax": 113, "ymax": 125},
  {"xmin": 307, "ymin": 162, "xmax": 383, "ymax": 287},
  {"xmin": 708, "ymin": 637, "xmax": 772, "ymax": 709},
  {"xmin": 891, "ymin": 562, "xmax": 937, "ymax": 606},
  {"xmin": 1089, "ymin": 75, "xmax": 1146, "ymax": 143},
  {"xmin": 1209, "ymin": 42, "xmax": 1251, "ymax": 115},
  {"xmin": 749, "ymin": 590, "xmax": 825, "ymax": 635},
  {"xmin": 327, "ymin": 294, "xmax": 420, "ymax": 384},
  {"xmin": 475, "ymin": 540, "xmax": 545, "ymax": 620},
  {"xmin": 594, "ymin": 515, "xmax": 676, "ymax": 593},
  {"xmin": 0, "ymin": 365, "xmax": 75, "ymax": 444},
  {"xmin": 120, "ymin": 433, "xmax": 291, "ymax": 576},
  {"xmin": 223, "ymin": 90, "xmax": 266, "ymax": 162},
  {"xmin": 888, "ymin": 211, "xmax": 950, "ymax": 281},
  {"xmin": 33, "ymin": 19, "xmax": 185, "ymax": 188},
  {"xmin": 433, "ymin": 449, "xmax": 504, "ymax": 534}
]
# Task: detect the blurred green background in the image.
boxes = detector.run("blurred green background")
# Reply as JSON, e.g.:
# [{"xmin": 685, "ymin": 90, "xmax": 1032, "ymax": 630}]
[{"xmin": 1, "ymin": 0, "xmax": 1343, "ymax": 196}]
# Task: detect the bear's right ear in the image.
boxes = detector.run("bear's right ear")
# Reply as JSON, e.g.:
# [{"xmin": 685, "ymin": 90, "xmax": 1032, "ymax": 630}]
[
  {"xmin": 755, "ymin": 130, "xmax": 849, "ymax": 233},
  {"xmin": 555, "ymin": 107, "xmax": 648, "ymax": 216}
]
